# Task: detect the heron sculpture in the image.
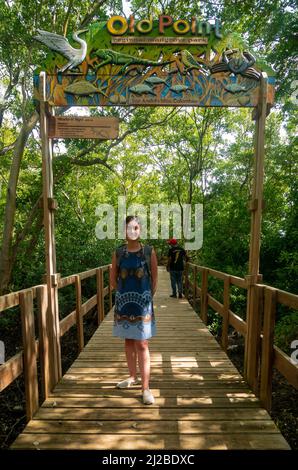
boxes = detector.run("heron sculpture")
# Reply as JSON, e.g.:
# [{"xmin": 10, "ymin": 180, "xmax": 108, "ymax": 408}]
[{"xmin": 34, "ymin": 29, "xmax": 88, "ymax": 72}]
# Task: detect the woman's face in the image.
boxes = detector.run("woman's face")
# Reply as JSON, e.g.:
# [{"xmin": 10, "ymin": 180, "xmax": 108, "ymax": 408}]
[{"xmin": 126, "ymin": 220, "xmax": 141, "ymax": 241}]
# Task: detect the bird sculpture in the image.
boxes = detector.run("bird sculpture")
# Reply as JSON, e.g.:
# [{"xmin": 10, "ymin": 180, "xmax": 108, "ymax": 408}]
[
  {"xmin": 34, "ymin": 29, "xmax": 88, "ymax": 72},
  {"xmin": 178, "ymin": 50, "xmax": 207, "ymax": 74}
]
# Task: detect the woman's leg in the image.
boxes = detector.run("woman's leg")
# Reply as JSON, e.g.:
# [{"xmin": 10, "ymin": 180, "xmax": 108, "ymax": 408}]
[
  {"xmin": 125, "ymin": 339, "xmax": 137, "ymax": 380},
  {"xmin": 135, "ymin": 340, "xmax": 150, "ymax": 390}
]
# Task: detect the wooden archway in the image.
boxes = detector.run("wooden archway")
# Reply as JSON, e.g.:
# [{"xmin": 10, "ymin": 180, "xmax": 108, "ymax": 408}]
[{"xmin": 35, "ymin": 19, "xmax": 274, "ymax": 392}]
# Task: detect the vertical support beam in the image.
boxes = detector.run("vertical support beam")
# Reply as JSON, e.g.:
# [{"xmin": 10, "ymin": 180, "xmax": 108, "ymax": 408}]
[
  {"xmin": 222, "ymin": 275, "xmax": 230, "ymax": 352},
  {"xmin": 108, "ymin": 265, "xmax": 113, "ymax": 311},
  {"xmin": 184, "ymin": 263, "xmax": 189, "ymax": 299},
  {"xmin": 37, "ymin": 284, "xmax": 50, "ymax": 401},
  {"xmin": 244, "ymin": 72, "xmax": 268, "ymax": 388},
  {"xmin": 75, "ymin": 275, "xmax": 84, "ymax": 352},
  {"xmin": 20, "ymin": 289, "xmax": 39, "ymax": 421},
  {"xmin": 246, "ymin": 283, "xmax": 264, "ymax": 394},
  {"xmin": 39, "ymin": 72, "xmax": 61, "ymax": 388},
  {"xmin": 192, "ymin": 265, "xmax": 197, "ymax": 309},
  {"xmin": 200, "ymin": 268, "xmax": 208, "ymax": 324},
  {"xmin": 96, "ymin": 268, "xmax": 104, "ymax": 324},
  {"xmin": 260, "ymin": 286, "xmax": 276, "ymax": 411}
]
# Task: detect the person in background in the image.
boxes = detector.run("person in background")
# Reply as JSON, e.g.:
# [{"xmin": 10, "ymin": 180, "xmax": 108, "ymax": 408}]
[{"xmin": 166, "ymin": 238, "xmax": 189, "ymax": 298}]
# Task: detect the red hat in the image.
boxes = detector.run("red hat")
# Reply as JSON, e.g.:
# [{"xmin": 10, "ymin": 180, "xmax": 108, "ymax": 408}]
[{"xmin": 167, "ymin": 238, "xmax": 177, "ymax": 245}]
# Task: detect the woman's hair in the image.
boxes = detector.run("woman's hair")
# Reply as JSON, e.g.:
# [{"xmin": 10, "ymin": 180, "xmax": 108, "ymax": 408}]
[{"xmin": 125, "ymin": 215, "xmax": 141, "ymax": 226}]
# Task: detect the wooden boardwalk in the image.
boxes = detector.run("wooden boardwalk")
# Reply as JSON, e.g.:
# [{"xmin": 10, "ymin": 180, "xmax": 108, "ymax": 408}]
[{"xmin": 12, "ymin": 267, "xmax": 290, "ymax": 450}]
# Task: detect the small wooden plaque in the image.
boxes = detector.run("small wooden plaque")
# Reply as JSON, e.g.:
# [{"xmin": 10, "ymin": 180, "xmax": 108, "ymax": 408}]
[{"xmin": 48, "ymin": 116, "xmax": 119, "ymax": 139}]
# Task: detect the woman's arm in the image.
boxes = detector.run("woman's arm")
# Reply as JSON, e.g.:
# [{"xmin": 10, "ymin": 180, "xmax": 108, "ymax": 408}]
[
  {"xmin": 109, "ymin": 252, "xmax": 118, "ymax": 291},
  {"xmin": 150, "ymin": 248, "xmax": 158, "ymax": 296}
]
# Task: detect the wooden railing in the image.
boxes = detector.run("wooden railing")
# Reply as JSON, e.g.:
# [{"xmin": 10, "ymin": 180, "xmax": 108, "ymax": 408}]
[
  {"xmin": 0, "ymin": 264, "xmax": 112, "ymax": 421},
  {"xmin": 184, "ymin": 263, "xmax": 298, "ymax": 411}
]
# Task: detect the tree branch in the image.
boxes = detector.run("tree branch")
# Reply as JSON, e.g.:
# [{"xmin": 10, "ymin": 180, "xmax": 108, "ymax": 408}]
[{"xmin": 79, "ymin": 0, "xmax": 107, "ymax": 28}]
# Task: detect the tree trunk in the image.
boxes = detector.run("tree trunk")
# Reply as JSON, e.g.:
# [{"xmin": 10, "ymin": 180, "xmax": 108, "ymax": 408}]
[{"xmin": 0, "ymin": 111, "xmax": 39, "ymax": 294}]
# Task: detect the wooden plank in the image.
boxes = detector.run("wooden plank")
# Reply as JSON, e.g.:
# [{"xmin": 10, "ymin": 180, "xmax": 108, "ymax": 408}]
[
  {"xmin": 222, "ymin": 275, "xmax": 230, "ymax": 351},
  {"xmin": 20, "ymin": 289, "xmax": 39, "ymax": 420},
  {"xmin": 229, "ymin": 311, "xmax": 247, "ymax": 336},
  {"xmin": 184, "ymin": 263, "xmax": 189, "ymax": 299},
  {"xmin": 200, "ymin": 268, "xmax": 208, "ymax": 323},
  {"xmin": 0, "ymin": 352, "xmax": 23, "ymax": 392},
  {"xmin": 53, "ymin": 384, "xmax": 248, "ymax": 393},
  {"xmin": 229, "ymin": 275, "xmax": 247, "ymax": 289},
  {"xmin": 24, "ymin": 419, "xmax": 279, "ymax": 434},
  {"xmin": 0, "ymin": 291, "xmax": 20, "ymax": 311},
  {"xmin": 208, "ymin": 294, "xmax": 224, "ymax": 315},
  {"xmin": 59, "ymin": 310, "xmax": 76, "ymax": 337},
  {"xmin": 41, "ymin": 396, "xmax": 261, "ymax": 408},
  {"xmin": 58, "ymin": 275, "xmax": 76, "ymax": 289},
  {"xmin": 75, "ymin": 275, "xmax": 84, "ymax": 352},
  {"xmin": 273, "ymin": 345, "xmax": 298, "ymax": 389},
  {"xmin": 37, "ymin": 285, "xmax": 50, "ymax": 400},
  {"xmin": 96, "ymin": 268, "xmax": 104, "ymax": 325},
  {"xmin": 48, "ymin": 116, "xmax": 119, "ymax": 140},
  {"xmin": 103, "ymin": 286, "xmax": 109, "ymax": 296},
  {"xmin": 192, "ymin": 265, "xmax": 197, "ymax": 308},
  {"xmin": 40, "ymin": 72, "xmax": 62, "ymax": 388},
  {"xmin": 276, "ymin": 289, "xmax": 298, "ymax": 310},
  {"xmin": 108, "ymin": 265, "xmax": 113, "ymax": 311},
  {"xmin": 52, "ymin": 388, "xmax": 253, "ymax": 397},
  {"xmin": 207, "ymin": 267, "xmax": 226, "ymax": 281},
  {"xmin": 11, "ymin": 432, "xmax": 290, "ymax": 450},
  {"xmin": 78, "ymin": 268, "xmax": 97, "ymax": 280},
  {"xmin": 260, "ymin": 287, "xmax": 276, "ymax": 410},
  {"xmin": 34, "ymin": 407, "xmax": 271, "ymax": 421},
  {"xmin": 245, "ymin": 73, "xmax": 268, "ymax": 388},
  {"xmin": 245, "ymin": 284, "xmax": 264, "ymax": 393},
  {"xmin": 81, "ymin": 294, "xmax": 97, "ymax": 317},
  {"xmin": 0, "ymin": 286, "xmax": 38, "ymax": 311}
]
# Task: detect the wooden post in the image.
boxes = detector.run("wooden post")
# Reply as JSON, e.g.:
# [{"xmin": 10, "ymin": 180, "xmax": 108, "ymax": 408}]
[
  {"xmin": 246, "ymin": 283, "xmax": 264, "ymax": 394},
  {"xmin": 75, "ymin": 275, "xmax": 84, "ymax": 352},
  {"xmin": 37, "ymin": 284, "xmax": 50, "ymax": 401},
  {"xmin": 108, "ymin": 265, "xmax": 113, "ymax": 311},
  {"xmin": 96, "ymin": 268, "xmax": 104, "ymax": 324},
  {"xmin": 200, "ymin": 268, "xmax": 208, "ymax": 324},
  {"xmin": 192, "ymin": 265, "xmax": 197, "ymax": 310},
  {"xmin": 260, "ymin": 286, "xmax": 276, "ymax": 411},
  {"xmin": 222, "ymin": 275, "xmax": 230, "ymax": 352},
  {"xmin": 244, "ymin": 72, "xmax": 268, "ymax": 388},
  {"xmin": 39, "ymin": 71, "xmax": 62, "ymax": 388},
  {"xmin": 184, "ymin": 263, "xmax": 189, "ymax": 299},
  {"xmin": 19, "ymin": 289, "xmax": 39, "ymax": 421}
]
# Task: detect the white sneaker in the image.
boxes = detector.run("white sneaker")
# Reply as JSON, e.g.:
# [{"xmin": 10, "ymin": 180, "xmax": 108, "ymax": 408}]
[
  {"xmin": 143, "ymin": 389, "xmax": 155, "ymax": 405},
  {"xmin": 116, "ymin": 377, "xmax": 140, "ymax": 389}
]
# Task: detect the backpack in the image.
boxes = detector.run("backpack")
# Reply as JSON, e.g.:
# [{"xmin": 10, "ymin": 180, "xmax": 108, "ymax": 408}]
[{"xmin": 115, "ymin": 243, "xmax": 153, "ymax": 278}]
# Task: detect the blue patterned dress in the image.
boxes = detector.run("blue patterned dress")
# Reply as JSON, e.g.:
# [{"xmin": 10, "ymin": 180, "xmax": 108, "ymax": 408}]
[{"xmin": 113, "ymin": 246, "xmax": 156, "ymax": 340}]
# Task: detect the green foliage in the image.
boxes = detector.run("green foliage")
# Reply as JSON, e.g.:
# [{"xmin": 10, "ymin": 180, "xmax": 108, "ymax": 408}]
[
  {"xmin": 274, "ymin": 311, "xmax": 298, "ymax": 355},
  {"xmin": 0, "ymin": 1, "xmax": 296, "ymax": 345}
]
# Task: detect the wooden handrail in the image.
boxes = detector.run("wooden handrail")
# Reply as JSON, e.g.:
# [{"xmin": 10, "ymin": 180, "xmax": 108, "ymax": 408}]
[
  {"xmin": 1, "ymin": 262, "xmax": 296, "ymax": 418},
  {"xmin": 184, "ymin": 262, "xmax": 298, "ymax": 410},
  {"xmin": 0, "ymin": 263, "xmax": 112, "ymax": 419}
]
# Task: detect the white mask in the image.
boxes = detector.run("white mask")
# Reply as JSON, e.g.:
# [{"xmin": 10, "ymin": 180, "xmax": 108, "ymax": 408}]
[{"xmin": 126, "ymin": 221, "xmax": 140, "ymax": 240}]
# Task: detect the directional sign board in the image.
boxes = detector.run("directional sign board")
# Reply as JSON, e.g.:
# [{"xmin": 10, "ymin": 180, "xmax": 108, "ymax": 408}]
[{"xmin": 48, "ymin": 116, "xmax": 119, "ymax": 139}]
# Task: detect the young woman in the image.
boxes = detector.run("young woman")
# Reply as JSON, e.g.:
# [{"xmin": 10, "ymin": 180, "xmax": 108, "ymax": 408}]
[{"xmin": 110, "ymin": 215, "xmax": 158, "ymax": 405}]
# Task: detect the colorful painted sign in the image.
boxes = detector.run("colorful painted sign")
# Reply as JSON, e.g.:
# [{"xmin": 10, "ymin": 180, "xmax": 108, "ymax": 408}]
[{"xmin": 33, "ymin": 18, "xmax": 275, "ymax": 108}]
